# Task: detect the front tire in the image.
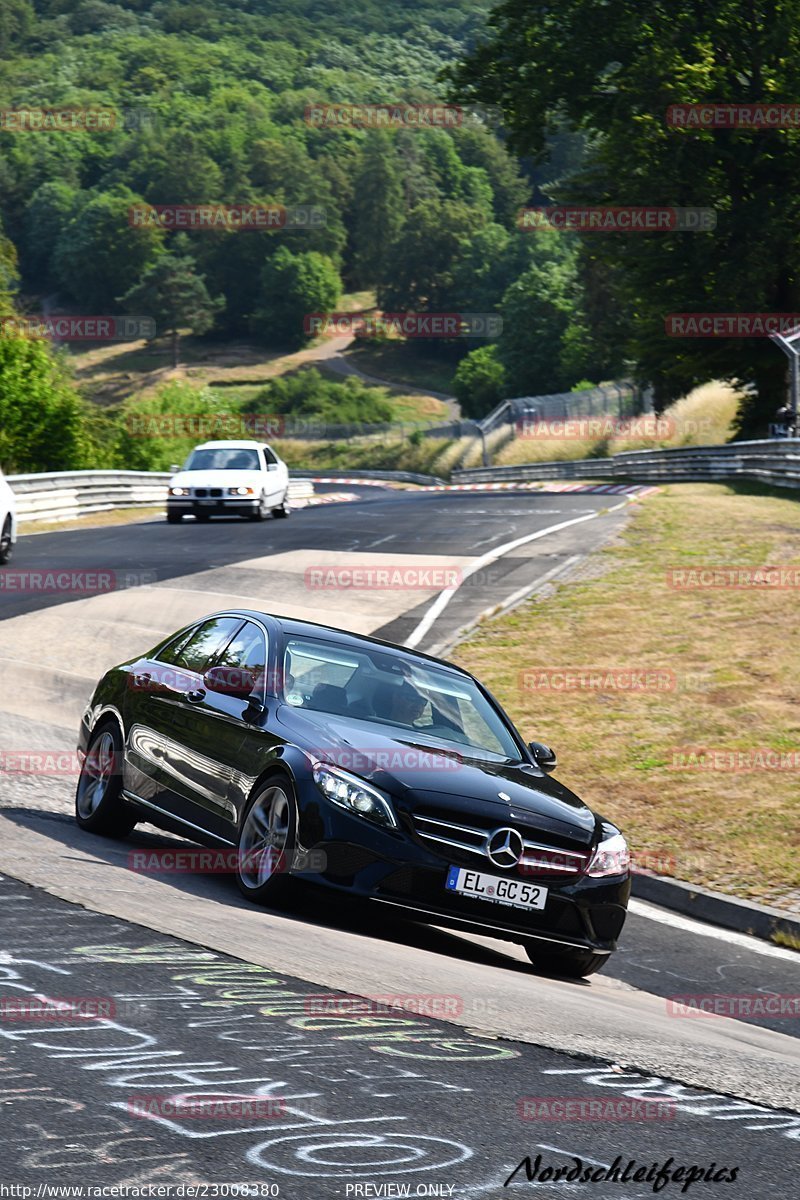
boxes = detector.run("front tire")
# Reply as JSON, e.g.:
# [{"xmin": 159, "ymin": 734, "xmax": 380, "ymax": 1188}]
[
  {"xmin": 272, "ymin": 495, "xmax": 290, "ymax": 519},
  {"xmin": 236, "ymin": 776, "xmax": 296, "ymax": 904},
  {"xmin": 166, "ymin": 511, "xmax": 183, "ymax": 524},
  {"xmin": 248, "ymin": 493, "xmax": 269, "ymax": 522},
  {"xmin": 75, "ymin": 724, "xmax": 137, "ymax": 838},
  {"xmin": 0, "ymin": 516, "xmax": 12, "ymax": 564},
  {"xmin": 524, "ymin": 944, "xmax": 608, "ymax": 978}
]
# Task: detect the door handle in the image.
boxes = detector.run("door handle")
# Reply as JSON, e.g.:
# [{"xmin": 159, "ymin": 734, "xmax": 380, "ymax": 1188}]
[{"xmin": 183, "ymin": 688, "xmax": 206, "ymax": 704}]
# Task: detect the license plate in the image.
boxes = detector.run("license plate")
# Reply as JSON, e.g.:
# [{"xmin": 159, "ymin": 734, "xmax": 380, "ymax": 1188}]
[
  {"xmin": 446, "ymin": 866, "xmax": 547, "ymax": 910},
  {"xmin": 197, "ymin": 499, "xmax": 216, "ymax": 505}
]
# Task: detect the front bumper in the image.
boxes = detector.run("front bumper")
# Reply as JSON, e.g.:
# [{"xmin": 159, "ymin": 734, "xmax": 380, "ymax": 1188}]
[
  {"xmin": 294, "ymin": 787, "xmax": 630, "ymax": 954},
  {"xmin": 168, "ymin": 496, "xmax": 261, "ymax": 517}
]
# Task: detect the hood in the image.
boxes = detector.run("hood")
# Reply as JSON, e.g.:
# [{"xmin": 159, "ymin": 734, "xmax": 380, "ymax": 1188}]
[
  {"xmin": 170, "ymin": 469, "xmax": 264, "ymax": 489},
  {"xmin": 278, "ymin": 705, "xmax": 597, "ymax": 844}
]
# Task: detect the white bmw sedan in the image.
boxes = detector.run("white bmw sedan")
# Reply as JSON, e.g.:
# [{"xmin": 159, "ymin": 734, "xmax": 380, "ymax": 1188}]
[
  {"xmin": 166, "ymin": 440, "xmax": 290, "ymax": 524},
  {"xmin": 0, "ymin": 467, "xmax": 17, "ymax": 563}
]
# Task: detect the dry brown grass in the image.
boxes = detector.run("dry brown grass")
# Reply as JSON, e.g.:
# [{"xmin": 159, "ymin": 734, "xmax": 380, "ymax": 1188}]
[
  {"xmin": 495, "ymin": 381, "xmax": 743, "ymax": 466},
  {"xmin": 451, "ymin": 483, "xmax": 800, "ymax": 911}
]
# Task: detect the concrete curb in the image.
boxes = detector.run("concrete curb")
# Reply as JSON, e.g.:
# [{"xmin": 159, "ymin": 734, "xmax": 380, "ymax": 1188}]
[{"xmin": 632, "ymin": 871, "xmax": 799, "ymax": 946}]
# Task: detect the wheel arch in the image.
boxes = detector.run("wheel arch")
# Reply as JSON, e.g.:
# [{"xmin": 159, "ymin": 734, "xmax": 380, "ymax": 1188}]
[
  {"xmin": 237, "ymin": 744, "xmax": 309, "ymax": 835},
  {"xmin": 89, "ymin": 704, "xmax": 126, "ymax": 747}
]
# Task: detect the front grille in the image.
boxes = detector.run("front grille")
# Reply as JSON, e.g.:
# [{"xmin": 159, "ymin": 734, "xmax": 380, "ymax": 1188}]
[
  {"xmin": 411, "ymin": 812, "xmax": 591, "ymax": 878},
  {"xmin": 194, "ymin": 488, "xmax": 207, "ymax": 498},
  {"xmin": 210, "ymin": 487, "xmax": 222, "ymax": 497}
]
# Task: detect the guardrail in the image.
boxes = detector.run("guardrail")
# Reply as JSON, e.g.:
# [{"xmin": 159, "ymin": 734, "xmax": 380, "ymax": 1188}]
[
  {"xmin": 9, "ymin": 470, "xmax": 314, "ymax": 524},
  {"xmin": 452, "ymin": 439, "xmax": 800, "ymax": 489}
]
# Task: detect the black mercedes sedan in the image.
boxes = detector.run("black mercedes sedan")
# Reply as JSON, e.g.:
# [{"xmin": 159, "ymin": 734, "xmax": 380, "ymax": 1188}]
[{"xmin": 74, "ymin": 610, "xmax": 630, "ymax": 977}]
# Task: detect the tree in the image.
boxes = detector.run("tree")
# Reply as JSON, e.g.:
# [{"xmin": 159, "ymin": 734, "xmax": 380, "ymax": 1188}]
[
  {"xmin": 0, "ymin": 0, "xmax": 35, "ymax": 52},
  {"xmin": 53, "ymin": 187, "xmax": 164, "ymax": 312},
  {"xmin": 0, "ymin": 231, "xmax": 20, "ymax": 318},
  {"xmin": 120, "ymin": 251, "xmax": 224, "ymax": 367},
  {"xmin": 0, "ymin": 336, "xmax": 90, "ymax": 472},
  {"xmin": 450, "ymin": 0, "xmax": 800, "ymax": 429},
  {"xmin": 496, "ymin": 251, "xmax": 580, "ymax": 396},
  {"xmin": 452, "ymin": 124, "xmax": 530, "ymax": 225},
  {"xmin": 351, "ymin": 133, "xmax": 404, "ymax": 286},
  {"xmin": 453, "ymin": 345, "xmax": 506, "ymax": 417},
  {"xmin": 23, "ymin": 181, "xmax": 80, "ymax": 290},
  {"xmin": 379, "ymin": 199, "xmax": 490, "ymax": 312},
  {"xmin": 251, "ymin": 248, "xmax": 341, "ymax": 350},
  {"xmin": 446, "ymin": 221, "xmax": 519, "ymax": 313}
]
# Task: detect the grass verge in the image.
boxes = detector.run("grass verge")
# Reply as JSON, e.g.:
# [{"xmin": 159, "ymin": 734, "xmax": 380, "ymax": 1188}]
[
  {"xmin": 20, "ymin": 507, "xmax": 162, "ymax": 534},
  {"xmin": 451, "ymin": 483, "xmax": 800, "ymax": 911}
]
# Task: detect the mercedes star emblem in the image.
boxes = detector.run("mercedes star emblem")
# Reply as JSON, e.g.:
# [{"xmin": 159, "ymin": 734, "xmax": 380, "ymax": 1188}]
[{"xmin": 486, "ymin": 826, "xmax": 524, "ymax": 869}]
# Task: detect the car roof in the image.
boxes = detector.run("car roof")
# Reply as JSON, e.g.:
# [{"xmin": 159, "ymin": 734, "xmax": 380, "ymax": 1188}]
[
  {"xmin": 191, "ymin": 440, "xmax": 268, "ymax": 450},
  {"xmin": 214, "ymin": 609, "xmax": 474, "ymax": 679}
]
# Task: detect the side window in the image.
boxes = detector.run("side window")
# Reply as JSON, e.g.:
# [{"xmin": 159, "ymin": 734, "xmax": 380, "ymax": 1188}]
[
  {"xmin": 158, "ymin": 617, "xmax": 243, "ymax": 673},
  {"xmin": 262, "ymin": 445, "xmax": 277, "ymax": 466},
  {"xmin": 214, "ymin": 621, "xmax": 268, "ymax": 694},
  {"xmin": 155, "ymin": 625, "xmax": 200, "ymax": 667}
]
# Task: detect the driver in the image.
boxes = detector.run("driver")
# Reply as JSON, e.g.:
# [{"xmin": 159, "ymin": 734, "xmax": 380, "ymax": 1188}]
[{"xmin": 386, "ymin": 680, "xmax": 427, "ymax": 725}]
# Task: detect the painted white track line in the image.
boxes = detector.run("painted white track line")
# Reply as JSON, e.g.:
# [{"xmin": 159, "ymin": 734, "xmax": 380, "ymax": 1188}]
[
  {"xmin": 427, "ymin": 555, "xmax": 584, "ymax": 658},
  {"xmin": 628, "ymin": 899, "xmax": 800, "ymax": 963},
  {"xmin": 404, "ymin": 498, "xmax": 632, "ymax": 649}
]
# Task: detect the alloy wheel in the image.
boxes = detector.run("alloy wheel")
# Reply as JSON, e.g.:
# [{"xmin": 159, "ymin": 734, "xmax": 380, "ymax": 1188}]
[
  {"xmin": 238, "ymin": 785, "xmax": 291, "ymax": 889},
  {"xmin": 76, "ymin": 730, "xmax": 116, "ymax": 820}
]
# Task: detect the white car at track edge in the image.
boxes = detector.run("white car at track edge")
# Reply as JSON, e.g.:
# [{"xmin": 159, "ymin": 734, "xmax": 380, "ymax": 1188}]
[
  {"xmin": 0, "ymin": 467, "xmax": 17, "ymax": 563},
  {"xmin": 166, "ymin": 439, "xmax": 291, "ymax": 524}
]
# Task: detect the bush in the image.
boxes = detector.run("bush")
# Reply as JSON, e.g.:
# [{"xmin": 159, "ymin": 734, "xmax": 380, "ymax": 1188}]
[
  {"xmin": 243, "ymin": 369, "xmax": 394, "ymax": 425},
  {"xmin": 115, "ymin": 382, "xmax": 240, "ymax": 471},
  {"xmin": 453, "ymin": 345, "xmax": 506, "ymax": 418},
  {"xmin": 0, "ymin": 337, "xmax": 93, "ymax": 472}
]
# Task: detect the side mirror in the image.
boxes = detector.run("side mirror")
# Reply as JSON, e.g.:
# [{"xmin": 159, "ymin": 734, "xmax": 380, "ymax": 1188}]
[
  {"xmin": 528, "ymin": 741, "xmax": 557, "ymax": 773},
  {"xmin": 170, "ymin": 464, "xmax": 181, "ymax": 473},
  {"xmin": 204, "ymin": 665, "xmax": 258, "ymax": 700},
  {"xmin": 266, "ymin": 461, "xmax": 278, "ymax": 470}
]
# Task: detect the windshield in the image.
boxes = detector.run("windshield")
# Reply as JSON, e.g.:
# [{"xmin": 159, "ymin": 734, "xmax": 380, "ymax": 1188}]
[
  {"xmin": 184, "ymin": 448, "xmax": 261, "ymax": 472},
  {"xmin": 281, "ymin": 636, "xmax": 520, "ymax": 760}
]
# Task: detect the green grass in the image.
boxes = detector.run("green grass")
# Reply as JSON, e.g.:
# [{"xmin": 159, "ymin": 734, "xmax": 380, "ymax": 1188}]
[{"xmin": 452, "ymin": 482, "xmax": 800, "ymax": 911}]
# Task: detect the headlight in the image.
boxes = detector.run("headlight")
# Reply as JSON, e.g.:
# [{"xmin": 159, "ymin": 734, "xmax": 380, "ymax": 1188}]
[
  {"xmin": 229, "ymin": 486, "xmax": 255, "ymax": 496},
  {"xmin": 169, "ymin": 487, "xmax": 189, "ymax": 496},
  {"xmin": 586, "ymin": 832, "xmax": 630, "ymax": 877},
  {"xmin": 312, "ymin": 762, "xmax": 398, "ymax": 829}
]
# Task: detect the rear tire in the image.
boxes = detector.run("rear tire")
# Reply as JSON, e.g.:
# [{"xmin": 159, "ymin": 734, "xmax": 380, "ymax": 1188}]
[
  {"xmin": 235, "ymin": 775, "xmax": 296, "ymax": 904},
  {"xmin": 0, "ymin": 516, "xmax": 12, "ymax": 563},
  {"xmin": 524, "ymin": 944, "xmax": 608, "ymax": 978},
  {"xmin": 75, "ymin": 723, "xmax": 137, "ymax": 838},
  {"xmin": 272, "ymin": 495, "xmax": 290, "ymax": 519}
]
